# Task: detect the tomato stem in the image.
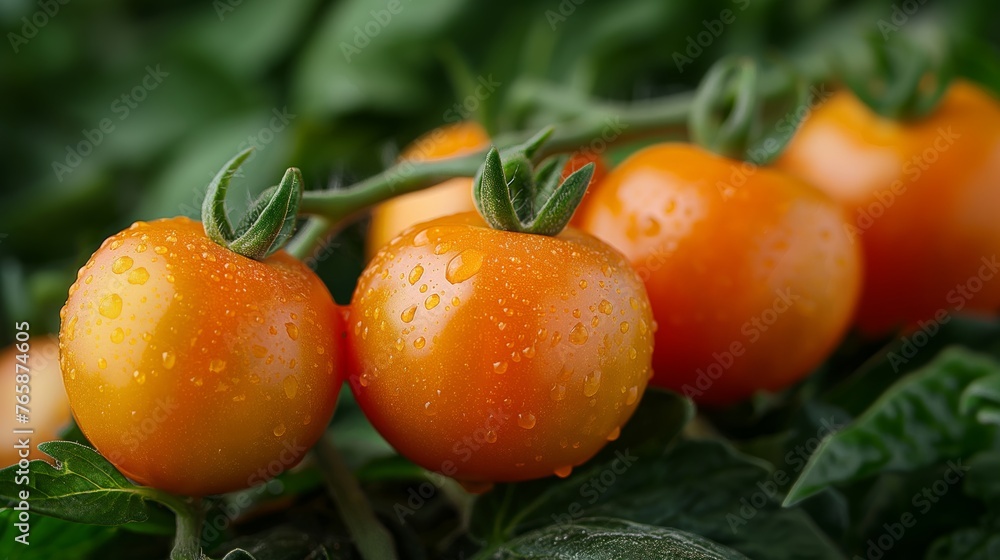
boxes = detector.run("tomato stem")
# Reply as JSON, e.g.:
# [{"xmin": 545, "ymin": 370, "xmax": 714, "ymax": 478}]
[
  {"xmin": 313, "ymin": 438, "xmax": 399, "ymax": 560},
  {"xmin": 140, "ymin": 488, "xmax": 204, "ymax": 560}
]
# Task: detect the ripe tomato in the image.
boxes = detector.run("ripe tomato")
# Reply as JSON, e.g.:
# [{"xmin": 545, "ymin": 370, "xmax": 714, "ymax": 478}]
[
  {"xmin": 577, "ymin": 144, "xmax": 861, "ymax": 406},
  {"xmin": 776, "ymin": 81, "xmax": 1000, "ymax": 334},
  {"xmin": 366, "ymin": 123, "xmax": 608, "ymax": 258},
  {"xmin": 59, "ymin": 217, "xmax": 343, "ymax": 495},
  {"xmin": 349, "ymin": 212, "xmax": 653, "ymax": 483},
  {"xmin": 0, "ymin": 336, "xmax": 72, "ymax": 466}
]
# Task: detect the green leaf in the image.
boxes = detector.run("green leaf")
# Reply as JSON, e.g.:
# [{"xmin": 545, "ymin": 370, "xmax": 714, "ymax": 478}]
[
  {"xmin": 482, "ymin": 518, "xmax": 750, "ymax": 560},
  {"xmin": 473, "ymin": 439, "xmax": 843, "ymax": 560},
  {"xmin": 0, "ymin": 509, "xmax": 118, "ymax": 559},
  {"xmin": 526, "ymin": 163, "xmax": 594, "ymax": 236},
  {"xmin": 202, "ymin": 148, "xmax": 254, "ymax": 245},
  {"xmin": 960, "ymin": 373, "xmax": 1000, "ymax": 427},
  {"xmin": 0, "ymin": 441, "xmax": 160, "ymax": 526},
  {"xmin": 786, "ymin": 348, "xmax": 1000, "ymax": 506},
  {"xmin": 927, "ymin": 526, "xmax": 1000, "ymax": 560},
  {"xmin": 473, "ymin": 147, "xmax": 524, "ymax": 232}
]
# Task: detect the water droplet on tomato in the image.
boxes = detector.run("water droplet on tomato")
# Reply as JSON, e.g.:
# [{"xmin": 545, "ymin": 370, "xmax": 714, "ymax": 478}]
[
  {"xmin": 423, "ymin": 401, "xmax": 436, "ymax": 416},
  {"xmin": 99, "ymin": 294, "xmax": 123, "ymax": 319},
  {"xmin": 413, "ymin": 337, "xmax": 426, "ymax": 349},
  {"xmin": 401, "ymin": 305, "xmax": 417, "ymax": 323},
  {"xmin": 569, "ymin": 323, "xmax": 589, "ymax": 345},
  {"xmin": 133, "ymin": 370, "xmax": 146, "ymax": 385},
  {"xmin": 551, "ymin": 384, "xmax": 566, "ymax": 401},
  {"xmin": 485, "ymin": 430, "xmax": 498, "ymax": 443},
  {"xmin": 583, "ymin": 370, "xmax": 602, "ymax": 397},
  {"xmin": 283, "ymin": 375, "xmax": 298, "ymax": 399},
  {"xmin": 409, "ymin": 265, "xmax": 424, "ymax": 285},
  {"xmin": 445, "ymin": 249, "xmax": 484, "ymax": 284},
  {"xmin": 209, "ymin": 359, "xmax": 226, "ymax": 372},
  {"xmin": 620, "ymin": 321, "xmax": 630, "ymax": 333},
  {"xmin": 110, "ymin": 327, "xmax": 124, "ymax": 344},
  {"xmin": 517, "ymin": 412, "xmax": 536, "ymax": 429},
  {"xmin": 625, "ymin": 385, "xmax": 639, "ymax": 405},
  {"xmin": 493, "ymin": 361, "xmax": 508, "ymax": 374},
  {"xmin": 112, "ymin": 256, "xmax": 133, "ymax": 274},
  {"xmin": 598, "ymin": 299, "xmax": 613, "ymax": 315},
  {"xmin": 128, "ymin": 267, "xmax": 149, "ymax": 285},
  {"xmin": 554, "ymin": 465, "xmax": 573, "ymax": 478},
  {"xmin": 273, "ymin": 423, "xmax": 286, "ymax": 437},
  {"xmin": 162, "ymin": 351, "xmax": 176, "ymax": 369},
  {"xmin": 285, "ymin": 322, "xmax": 299, "ymax": 340}
]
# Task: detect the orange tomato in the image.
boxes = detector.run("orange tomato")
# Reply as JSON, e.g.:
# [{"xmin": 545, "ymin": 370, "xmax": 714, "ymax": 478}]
[
  {"xmin": 578, "ymin": 144, "xmax": 861, "ymax": 406},
  {"xmin": 349, "ymin": 212, "xmax": 654, "ymax": 483},
  {"xmin": 0, "ymin": 336, "xmax": 71, "ymax": 466},
  {"xmin": 777, "ymin": 81, "xmax": 1000, "ymax": 334},
  {"xmin": 59, "ymin": 217, "xmax": 343, "ymax": 495}
]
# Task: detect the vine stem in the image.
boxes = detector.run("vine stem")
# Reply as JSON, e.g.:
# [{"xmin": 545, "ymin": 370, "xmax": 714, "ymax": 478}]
[
  {"xmin": 140, "ymin": 489, "xmax": 205, "ymax": 560},
  {"xmin": 313, "ymin": 438, "xmax": 399, "ymax": 560}
]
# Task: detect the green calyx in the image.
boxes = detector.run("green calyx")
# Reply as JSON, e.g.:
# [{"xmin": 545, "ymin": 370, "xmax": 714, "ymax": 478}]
[
  {"xmin": 201, "ymin": 148, "xmax": 303, "ymax": 260},
  {"xmin": 690, "ymin": 56, "xmax": 809, "ymax": 165},
  {"xmin": 472, "ymin": 127, "xmax": 595, "ymax": 236},
  {"xmin": 842, "ymin": 34, "xmax": 953, "ymax": 121}
]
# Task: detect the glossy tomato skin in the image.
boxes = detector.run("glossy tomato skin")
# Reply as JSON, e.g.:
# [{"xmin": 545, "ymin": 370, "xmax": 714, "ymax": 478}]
[
  {"xmin": 349, "ymin": 212, "xmax": 654, "ymax": 483},
  {"xmin": 0, "ymin": 336, "xmax": 71, "ymax": 466},
  {"xmin": 59, "ymin": 217, "xmax": 343, "ymax": 496},
  {"xmin": 366, "ymin": 122, "xmax": 609, "ymax": 258},
  {"xmin": 366, "ymin": 122, "xmax": 490, "ymax": 259},
  {"xmin": 578, "ymin": 144, "xmax": 861, "ymax": 406},
  {"xmin": 776, "ymin": 81, "xmax": 1000, "ymax": 334}
]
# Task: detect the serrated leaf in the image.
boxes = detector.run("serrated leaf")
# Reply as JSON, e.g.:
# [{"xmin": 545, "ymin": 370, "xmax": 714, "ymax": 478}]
[
  {"xmin": 483, "ymin": 518, "xmax": 749, "ymax": 560},
  {"xmin": 786, "ymin": 348, "xmax": 1000, "ymax": 506},
  {"xmin": 0, "ymin": 441, "xmax": 159, "ymax": 526}
]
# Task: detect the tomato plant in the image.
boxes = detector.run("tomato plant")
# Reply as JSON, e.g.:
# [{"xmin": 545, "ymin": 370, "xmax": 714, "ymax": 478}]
[
  {"xmin": 349, "ymin": 142, "xmax": 653, "ymax": 484},
  {"xmin": 58, "ymin": 216, "xmax": 343, "ymax": 495},
  {"xmin": 0, "ymin": 336, "xmax": 71, "ymax": 466},
  {"xmin": 777, "ymin": 80, "xmax": 1000, "ymax": 334},
  {"xmin": 578, "ymin": 143, "xmax": 861, "ymax": 405}
]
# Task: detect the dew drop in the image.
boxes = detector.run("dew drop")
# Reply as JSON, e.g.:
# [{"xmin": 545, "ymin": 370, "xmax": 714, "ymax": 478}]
[
  {"xmin": 413, "ymin": 337, "xmax": 426, "ymax": 349},
  {"xmin": 273, "ymin": 423, "xmax": 287, "ymax": 437},
  {"xmin": 209, "ymin": 359, "xmax": 227, "ymax": 373},
  {"xmin": 133, "ymin": 370, "xmax": 146, "ymax": 385},
  {"xmin": 517, "ymin": 412, "xmax": 537, "ymax": 429},
  {"xmin": 607, "ymin": 426, "xmax": 621, "ymax": 441},
  {"xmin": 252, "ymin": 345, "xmax": 267, "ymax": 358},
  {"xmin": 620, "ymin": 322, "xmax": 630, "ymax": 333},
  {"xmin": 285, "ymin": 322, "xmax": 299, "ymax": 340},
  {"xmin": 554, "ymin": 465, "xmax": 573, "ymax": 478},
  {"xmin": 626, "ymin": 385, "xmax": 639, "ymax": 405},
  {"xmin": 598, "ymin": 299, "xmax": 613, "ymax": 315},
  {"xmin": 401, "ymin": 305, "xmax": 417, "ymax": 323},
  {"xmin": 127, "ymin": 267, "xmax": 149, "ymax": 285},
  {"xmin": 452, "ymin": 296, "xmax": 461, "ymax": 307},
  {"xmin": 629, "ymin": 297, "xmax": 639, "ymax": 310},
  {"xmin": 423, "ymin": 401, "xmax": 436, "ymax": 416},
  {"xmin": 395, "ymin": 338, "xmax": 404, "ymax": 351},
  {"xmin": 583, "ymin": 370, "xmax": 602, "ymax": 397},
  {"xmin": 112, "ymin": 256, "xmax": 133, "ymax": 274},
  {"xmin": 445, "ymin": 249, "xmax": 484, "ymax": 284},
  {"xmin": 65, "ymin": 315, "xmax": 78, "ymax": 341},
  {"xmin": 409, "ymin": 265, "xmax": 424, "ymax": 285},
  {"xmin": 568, "ymin": 323, "xmax": 589, "ymax": 345},
  {"xmin": 162, "ymin": 351, "xmax": 176, "ymax": 369},
  {"xmin": 551, "ymin": 384, "xmax": 566, "ymax": 401},
  {"xmin": 485, "ymin": 430, "xmax": 498, "ymax": 443},
  {"xmin": 97, "ymin": 357, "xmax": 107, "ymax": 369},
  {"xmin": 110, "ymin": 327, "xmax": 124, "ymax": 344},
  {"xmin": 283, "ymin": 376, "xmax": 298, "ymax": 399},
  {"xmin": 191, "ymin": 376, "xmax": 204, "ymax": 387},
  {"xmin": 424, "ymin": 293, "xmax": 440, "ymax": 310},
  {"xmin": 154, "ymin": 245, "xmax": 168, "ymax": 255},
  {"xmin": 99, "ymin": 294, "xmax": 123, "ymax": 319},
  {"xmin": 109, "ymin": 239, "xmax": 123, "ymax": 250},
  {"xmin": 629, "ymin": 347, "xmax": 638, "ymax": 360},
  {"xmin": 493, "ymin": 361, "xmax": 508, "ymax": 374}
]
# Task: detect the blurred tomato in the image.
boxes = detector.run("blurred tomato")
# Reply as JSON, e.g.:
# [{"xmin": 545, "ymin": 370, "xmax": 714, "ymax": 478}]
[
  {"xmin": 777, "ymin": 81, "xmax": 1000, "ymax": 334},
  {"xmin": 1, "ymin": 335, "xmax": 71, "ymax": 466}
]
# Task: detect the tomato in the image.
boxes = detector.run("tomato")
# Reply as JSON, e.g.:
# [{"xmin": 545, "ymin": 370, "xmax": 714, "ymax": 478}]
[
  {"xmin": 566, "ymin": 151, "xmax": 609, "ymax": 228},
  {"xmin": 577, "ymin": 144, "xmax": 861, "ymax": 406},
  {"xmin": 776, "ymin": 81, "xmax": 1000, "ymax": 334},
  {"xmin": 0, "ymin": 336, "xmax": 72, "ymax": 466},
  {"xmin": 58, "ymin": 217, "xmax": 343, "ymax": 495},
  {"xmin": 366, "ymin": 123, "xmax": 608, "ymax": 258},
  {"xmin": 349, "ymin": 212, "xmax": 653, "ymax": 483}
]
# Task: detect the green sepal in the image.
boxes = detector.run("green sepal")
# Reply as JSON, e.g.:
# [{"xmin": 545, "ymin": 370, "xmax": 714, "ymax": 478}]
[
  {"xmin": 202, "ymin": 148, "xmax": 253, "ymax": 245},
  {"xmin": 200, "ymin": 150, "xmax": 304, "ymax": 261},
  {"xmin": 526, "ymin": 162, "xmax": 593, "ymax": 235},
  {"xmin": 533, "ymin": 154, "xmax": 570, "ymax": 208},
  {"xmin": 473, "ymin": 147, "xmax": 524, "ymax": 232},
  {"xmin": 229, "ymin": 168, "xmax": 303, "ymax": 260}
]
